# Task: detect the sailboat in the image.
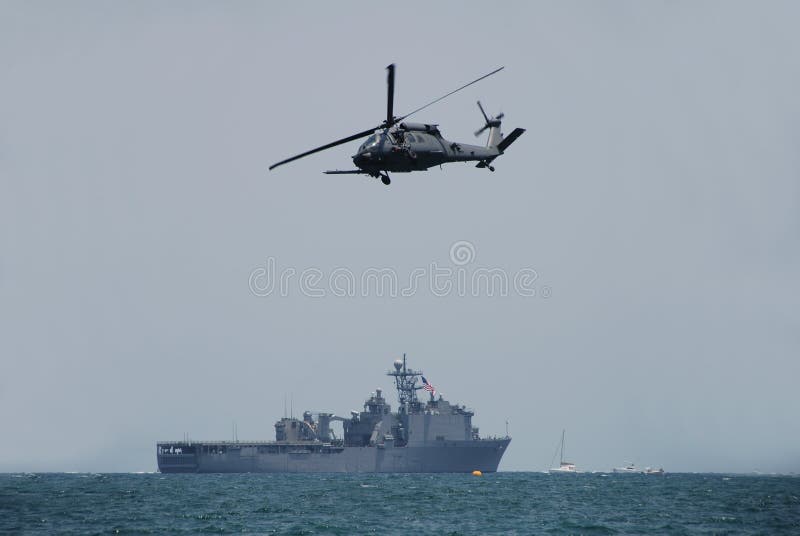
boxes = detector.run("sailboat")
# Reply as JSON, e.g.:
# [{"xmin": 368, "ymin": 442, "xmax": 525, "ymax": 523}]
[{"xmin": 548, "ymin": 429, "xmax": 579, "ymax": 474}]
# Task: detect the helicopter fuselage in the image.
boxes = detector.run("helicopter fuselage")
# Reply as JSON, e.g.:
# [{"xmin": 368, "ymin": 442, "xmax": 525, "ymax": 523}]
[{"xmin": 352, "ymin": 123, "xmax": 499, "ymax": 174}]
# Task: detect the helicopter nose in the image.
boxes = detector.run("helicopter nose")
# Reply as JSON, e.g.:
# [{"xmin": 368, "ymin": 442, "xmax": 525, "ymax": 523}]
[{"xmin": 353, "ymin": 151, "xmax": 372, "ymax": 168}]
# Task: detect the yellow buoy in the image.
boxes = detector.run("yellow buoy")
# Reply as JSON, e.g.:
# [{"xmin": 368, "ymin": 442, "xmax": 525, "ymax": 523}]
[{"xmin": 472, "ymin": 470, "xmax": 482, "ymax": 476}]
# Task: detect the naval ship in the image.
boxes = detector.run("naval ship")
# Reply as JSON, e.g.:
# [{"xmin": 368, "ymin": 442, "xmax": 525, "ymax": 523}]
[{"xmin": 157, "ymin": 356, "xmax": 510, "ymax": 473}]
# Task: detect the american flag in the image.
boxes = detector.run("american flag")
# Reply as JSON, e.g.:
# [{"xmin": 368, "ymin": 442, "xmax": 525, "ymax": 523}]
[{"xmin": 421, "ymin": 376, "xmax": 436, "ymax": 396}]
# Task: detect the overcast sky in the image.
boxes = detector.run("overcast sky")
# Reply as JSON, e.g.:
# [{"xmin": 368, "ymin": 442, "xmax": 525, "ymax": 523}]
[{"xmin": 1, "ymin": 1, "xmax": 798, "ymax": 473}]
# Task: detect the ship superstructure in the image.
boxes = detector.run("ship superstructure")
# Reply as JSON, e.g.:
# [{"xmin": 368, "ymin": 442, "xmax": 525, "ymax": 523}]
[{"xmin": 157, "ymin": 356, "xmax": 510, "ymax": 473}]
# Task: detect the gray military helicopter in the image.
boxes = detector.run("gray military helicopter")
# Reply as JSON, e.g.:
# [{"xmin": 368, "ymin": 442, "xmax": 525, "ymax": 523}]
[{"xmin": 269, "ymin": 64, "xmax": 525, "ymax": 185}]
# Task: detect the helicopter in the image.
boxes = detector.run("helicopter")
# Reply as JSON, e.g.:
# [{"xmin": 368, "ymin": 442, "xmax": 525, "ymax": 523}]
[{"xmin": 269, "ymin": 64, "xmax": 525, "ymax": 185}]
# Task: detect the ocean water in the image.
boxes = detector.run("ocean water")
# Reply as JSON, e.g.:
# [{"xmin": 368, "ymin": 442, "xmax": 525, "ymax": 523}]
[{"xmin": 1, "ymin": 472, "xmax": 798, "ymax": 535}]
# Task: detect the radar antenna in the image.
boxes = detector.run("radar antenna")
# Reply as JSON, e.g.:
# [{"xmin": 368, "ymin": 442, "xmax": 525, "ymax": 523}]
[{"xmin": 387, "ymin": 353, "xmax": 423, "ymax": 412}]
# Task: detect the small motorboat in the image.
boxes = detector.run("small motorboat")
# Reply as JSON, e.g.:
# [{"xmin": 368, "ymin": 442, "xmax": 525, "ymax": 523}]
[
  {"xmin": 644, "ymin": 467, "xmax": 665, "ymax": 475},
  {"xmin": 613, "ymin": 462, "xmax": 641, "ymax": 474}
]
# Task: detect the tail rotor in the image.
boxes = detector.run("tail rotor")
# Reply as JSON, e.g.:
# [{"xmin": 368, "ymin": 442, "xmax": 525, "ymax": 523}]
[{"xmin": 474, "ymin": 101, "xmax": 504, "ymax": 137}]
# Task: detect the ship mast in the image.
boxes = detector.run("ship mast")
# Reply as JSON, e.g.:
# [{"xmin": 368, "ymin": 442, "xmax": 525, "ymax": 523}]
[{"xmin": 387, "ymin": 353, "xmax": 423, "ymax": 412}]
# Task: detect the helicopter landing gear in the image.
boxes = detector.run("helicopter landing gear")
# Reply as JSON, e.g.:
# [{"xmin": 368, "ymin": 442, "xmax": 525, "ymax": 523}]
[
  {"xmin": 369, "ymin": 171, "xmax": 391, "ymax": 185},
  {"xmin": 478, "ymin": 160, "xmax": 495, "ymax": 172}
]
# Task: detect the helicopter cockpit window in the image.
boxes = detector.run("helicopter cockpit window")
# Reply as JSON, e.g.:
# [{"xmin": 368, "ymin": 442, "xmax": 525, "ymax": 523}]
[
  {"xmin": 406, "ymin": 134, "xmax": 417, "ymax": 143},
  {"xmin": 359, "ymin": 135, "xmax": 377, "ymax": 151}
]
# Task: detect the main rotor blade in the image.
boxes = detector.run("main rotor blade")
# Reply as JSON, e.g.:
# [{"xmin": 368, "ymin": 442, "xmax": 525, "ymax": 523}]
[
  {"xmin": 386, "ymin": 64, "xmax": 395, "ymax": 125},
  {"xmin": 398, "ymin": 66, "xmax": 504, "ymax": 122},
  {"xmin": 269, "ymin": 127, "xmax": 377, "ymax": 170}
]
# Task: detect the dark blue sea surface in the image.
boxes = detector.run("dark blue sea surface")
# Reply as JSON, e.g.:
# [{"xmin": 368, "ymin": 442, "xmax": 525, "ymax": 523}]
[{"xmin": 1, "ymin": 472, "xmax": 798, "ymax": 535}]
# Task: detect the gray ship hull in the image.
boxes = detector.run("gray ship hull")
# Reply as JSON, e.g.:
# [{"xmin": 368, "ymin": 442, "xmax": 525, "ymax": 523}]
[
  {"xmin": 158, "ymin": 438, "xmax": 510, "ymax": 474},
  {"xmin": 158, "ymin": 356, "xmax": 512, "ymax": 473}
]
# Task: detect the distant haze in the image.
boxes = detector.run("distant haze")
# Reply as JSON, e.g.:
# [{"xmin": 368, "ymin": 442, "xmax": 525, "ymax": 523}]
[{"xmin": 1, "ymin": 1, "xmax": 798, "ymax": 473}]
